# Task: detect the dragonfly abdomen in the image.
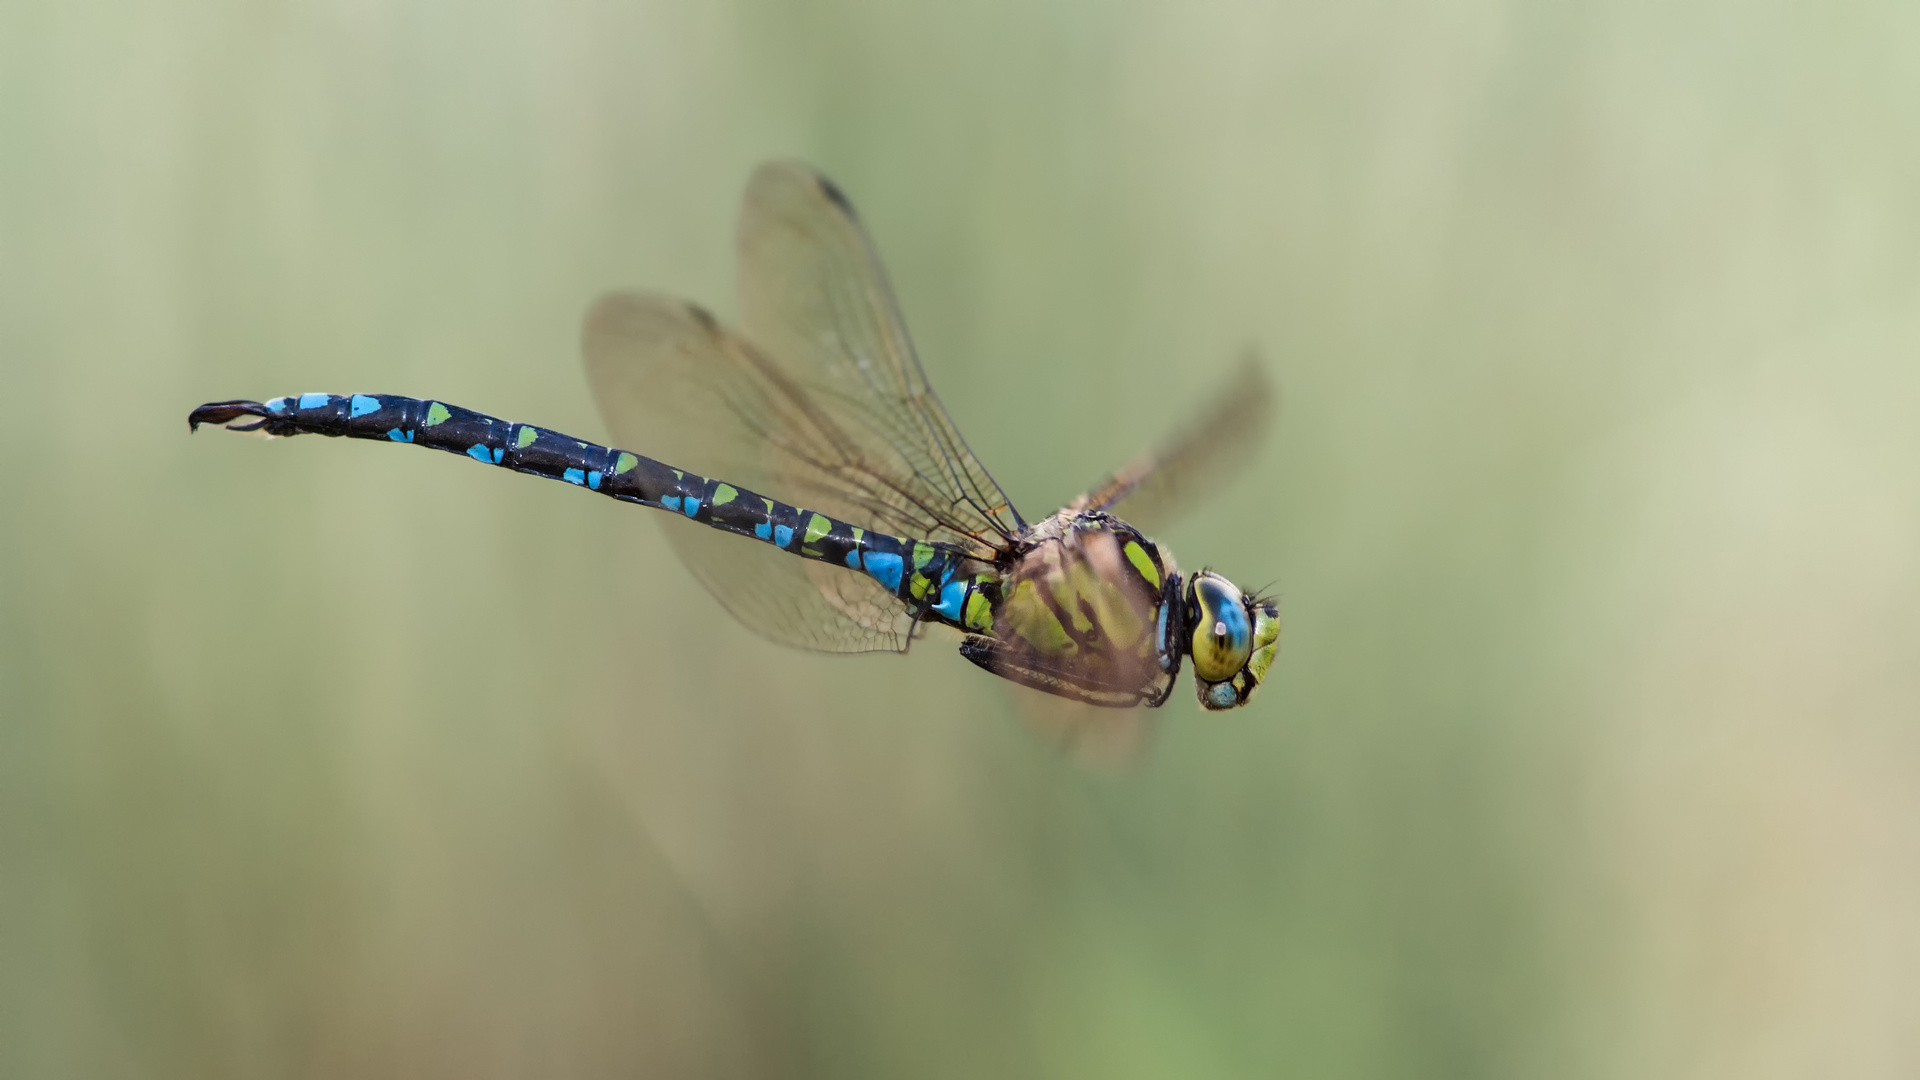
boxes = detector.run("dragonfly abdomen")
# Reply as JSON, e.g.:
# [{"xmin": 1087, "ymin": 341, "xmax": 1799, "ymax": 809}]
[{"xmin": 187, "ymin": 393, "xmax": 984, "ymax": 622}]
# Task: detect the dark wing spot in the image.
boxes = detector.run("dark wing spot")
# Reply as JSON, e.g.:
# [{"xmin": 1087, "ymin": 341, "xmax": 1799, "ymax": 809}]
[{"xmin": 816, "ymin": 174, "xmax": 857, "ymax": 217}]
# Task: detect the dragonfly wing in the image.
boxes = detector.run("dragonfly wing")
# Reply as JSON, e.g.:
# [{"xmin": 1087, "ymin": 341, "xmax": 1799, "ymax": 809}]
[
  {"xmin": 583, "ymin": 292, "xmax": 915, "ymax": 654},
  {"xmin": 656, "ymin": 513, "xmax": 914, "ymax": 653},
  {"xmin": 736, "ymin": 161, "xmax": 1025, "ymax": 554},
  {"xmin": 1074, "ymin": 356, "xmax": 1275, "ymax": 535},
  {"xmin": 959, "ymin": 522, "xmax": 1177, "ymax": 709},
  {"xmin": 1003, "ymin": 689, "xmax": 1160, "ymax": 772}
]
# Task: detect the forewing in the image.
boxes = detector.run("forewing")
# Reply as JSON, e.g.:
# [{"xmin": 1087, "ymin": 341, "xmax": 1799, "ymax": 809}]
[
  {"xmin": 737, "ymin": 160, "xmax": 1024, "ymax": 553},
  {"xmin": 1074, "ymin": 356, "xmax": 1275, "ymax": 535},
  {"xmin": 581, "ymin": 293, "xmax": 912, "ymax": 654}
]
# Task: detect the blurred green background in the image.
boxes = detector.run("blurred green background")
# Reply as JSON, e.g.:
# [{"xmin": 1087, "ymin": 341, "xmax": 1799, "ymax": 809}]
[{"xmin": 5, "ymin": 1, "xmax": 1918, "ymax": 1077}]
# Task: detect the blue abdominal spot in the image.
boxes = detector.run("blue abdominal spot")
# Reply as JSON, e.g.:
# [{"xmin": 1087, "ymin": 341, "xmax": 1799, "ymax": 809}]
[
  {"xmin": 386, "ymin": 428, "xmax": 413, "ymax": 442},
  {"xmin": 774, "ymin": 524, "xmax": 794, "ymax": 548},
  {"xmin": 755, "ymin": 522, "xmax": 772, "ymax": 540},
  {"xmin": 298, "ymin": 393, "xmax": 329, "ymax": 410},
  {"xmin": 933, "ymin": 579, "xmax": 966, "ymax": 620},
  {"xmin": 863, "ymin": 552, "xmax": 903, "ymax": 593},
  {"xmin": 587, "ymin": 471, "xmax": 602, "ymax": 490},
  {"xmin": 563, "ymin": 468, "xmax": 586, "ymax": 485},
  {"xmin": 683, "ymin": 498, "xmax": 701, "ymax": 518},
  {"xmin": 466, "ymin": 444, "xmax": 493, "ymax": 463},
  {"xmin": 349, "ymin": 394, "xmax": 381, "ymax": 418},
  {"xmin": 662, "ymin": 495, "xmax": 681, "ymax": 512}
]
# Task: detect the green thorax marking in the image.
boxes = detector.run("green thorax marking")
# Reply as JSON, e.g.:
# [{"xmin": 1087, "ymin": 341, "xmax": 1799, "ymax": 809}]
[
  {"xmin": 1123, "ymin": 540, "xmax": 1160, "ymax": 588},
  {"xmin": 1004, "ymin": 579, "xmax": 1073, "ymax": 652}
]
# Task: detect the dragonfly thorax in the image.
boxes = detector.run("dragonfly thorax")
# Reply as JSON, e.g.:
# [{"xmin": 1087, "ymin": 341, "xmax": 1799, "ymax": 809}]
[
  {"xmin": 955, "ymin": 511, "xmax": 1185, "ymax": 707},
  {"xmin": 958, "ymin": 510, "xmax": 1278, "ymax": 711}
]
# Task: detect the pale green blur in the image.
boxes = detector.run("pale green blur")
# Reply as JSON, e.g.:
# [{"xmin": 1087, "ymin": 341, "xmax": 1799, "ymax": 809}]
[{"xmin": 5, "ymin": 1, "xmax": 1918, "ymax": 1077}]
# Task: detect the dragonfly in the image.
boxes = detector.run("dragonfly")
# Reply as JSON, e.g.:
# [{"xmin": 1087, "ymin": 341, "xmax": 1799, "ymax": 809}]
[{"xmin": 190, "ymin": 161, "xmax": 1279, "ymax": 713}]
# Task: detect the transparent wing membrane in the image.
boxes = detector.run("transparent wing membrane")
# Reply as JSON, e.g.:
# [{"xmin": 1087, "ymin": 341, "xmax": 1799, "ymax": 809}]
[
  {"xmin": 737, "ymin": 161, "xmax": 1025, "ymax": 551},
  {"xmin": 582, "ymin": 163, "xmax": 1032, "ymax": 655},
  {"xmin": 966, "ymin": 521, "xmax": 1174, "ymax": 708},
  {"xmin": 1004, "ymin": 689, "xmax": 1159, "ymax": 772},
  {"xmin": 654, "ymin": 512, "xmax": 914, "ymax": 654},
  {"xmin": 1074, "ymin": 356, "xmax": 1275, "ymax": 535},
  {"xmin": 583, "ymin": 293, "xmax": 919, "ymax": 654}
]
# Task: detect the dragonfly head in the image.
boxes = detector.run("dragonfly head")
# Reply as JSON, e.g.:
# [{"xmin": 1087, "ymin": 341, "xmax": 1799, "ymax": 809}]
[{"xmin": 1183, "ymin": 571, "xmax": 1280, "ymax": 710}]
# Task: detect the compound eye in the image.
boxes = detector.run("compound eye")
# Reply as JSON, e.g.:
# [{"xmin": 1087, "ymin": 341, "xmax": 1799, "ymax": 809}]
[{"xmin": 1188, "ymin": 573, "xmax": 1252, "ymax": 684}]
